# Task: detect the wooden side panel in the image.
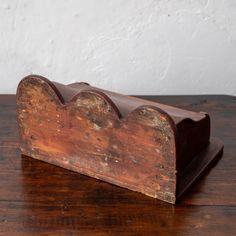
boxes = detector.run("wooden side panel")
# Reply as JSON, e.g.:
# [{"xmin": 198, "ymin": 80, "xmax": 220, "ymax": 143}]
[{"xmin": 17, "ymin": 77, "xmax": 177, "ymax": 203}]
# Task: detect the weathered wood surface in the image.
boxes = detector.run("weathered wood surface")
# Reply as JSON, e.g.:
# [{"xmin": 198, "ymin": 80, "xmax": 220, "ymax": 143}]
[
  {"xmin": 16, "ymin": 76, "xmax": 223, "ymax": 204},
  {"xmin": 17, "ymin": 77, "xmax": 177, "ymax": 203},
  {"xmin": 0, "ymin": 94, "xmax": 235, "ymax": 235}
]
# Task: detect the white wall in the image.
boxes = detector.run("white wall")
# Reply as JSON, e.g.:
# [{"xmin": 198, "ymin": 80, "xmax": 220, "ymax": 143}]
[{"xmin": 0, "ymin": 0, "xmax": 236, "ymax": 95}]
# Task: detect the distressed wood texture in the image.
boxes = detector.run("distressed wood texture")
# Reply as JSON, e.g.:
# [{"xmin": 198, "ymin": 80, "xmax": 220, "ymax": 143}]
[
  {"xmin": 0, "ymin": 94, "xmax": 235, "ymax": 235},
  {"xmin": 16, "ymin": 75, "xmax": 223, "ymax": 204}
]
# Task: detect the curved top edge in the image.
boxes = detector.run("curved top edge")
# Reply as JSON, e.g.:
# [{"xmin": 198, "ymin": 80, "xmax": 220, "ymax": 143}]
[
  {"xmin": 125, "ymin": 104, "xmax": 177, "ymax": 132},
  {"xmin": 16, "ymin": 75, "xmax": 195, "ymax": 127},
  {"xmin": 18, "ymin": 75, "xmax": 172, "ymax": 122},
  {"xmin": 71, "ymin": 89, "xmax": 122, "ymax": 118},
  {"xmin": 17, "ymin": 74, "xmax": 65, "ymax": 104}
]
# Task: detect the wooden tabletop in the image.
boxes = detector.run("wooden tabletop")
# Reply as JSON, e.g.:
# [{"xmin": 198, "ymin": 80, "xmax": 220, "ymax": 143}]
[{"xmin": 0, "ymin": 94, "xmax": 235, "ymax": 236}]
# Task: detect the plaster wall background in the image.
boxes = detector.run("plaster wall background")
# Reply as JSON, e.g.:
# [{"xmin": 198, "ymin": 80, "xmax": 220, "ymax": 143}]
[{"xmin": 0, "ymin": 0, "xmax": 236, "ymax": 95}]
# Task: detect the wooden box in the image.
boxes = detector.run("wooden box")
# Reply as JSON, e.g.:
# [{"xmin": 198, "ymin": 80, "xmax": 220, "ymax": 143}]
[{"xmin": 16, "ymin": 75, "xmax": 223, "ymax": 203}]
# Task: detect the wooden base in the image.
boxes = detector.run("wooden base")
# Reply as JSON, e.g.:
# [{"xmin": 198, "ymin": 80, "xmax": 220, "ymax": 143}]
[{"xmin": 177, "ymin": 138, "xmax": 223, "ymax": 201}]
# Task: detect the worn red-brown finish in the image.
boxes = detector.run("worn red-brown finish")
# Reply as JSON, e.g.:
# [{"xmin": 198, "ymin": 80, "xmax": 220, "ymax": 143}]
[{"xmin": 16, "ymin": 75, "xmax": 223, "ymax": 204}]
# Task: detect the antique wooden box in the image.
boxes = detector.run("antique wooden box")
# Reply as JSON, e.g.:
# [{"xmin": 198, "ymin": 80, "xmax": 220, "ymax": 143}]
[{"xmin": 16, "ymin": 75, "xmax": 223, "ymax": 203}]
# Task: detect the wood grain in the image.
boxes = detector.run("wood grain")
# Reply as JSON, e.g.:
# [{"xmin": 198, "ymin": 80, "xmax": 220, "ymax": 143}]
[
  {"xmin": 17, "ymin": 77, "xmax": 178, "ymax": 203},
  {"xmin": 16, "ymin": 76, "xmax": 222, "ymax": 204},
  {"xmin": 0, "ymin": 94, "xmax": 235, "ymax": 235}
]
